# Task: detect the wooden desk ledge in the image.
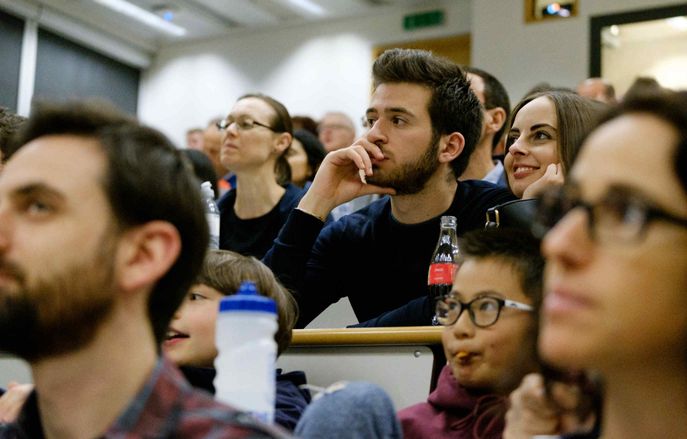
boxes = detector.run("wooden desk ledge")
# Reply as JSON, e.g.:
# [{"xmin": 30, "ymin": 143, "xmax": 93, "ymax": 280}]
[{"xmin": 290, "ymin": 326, "xmax": 444, "ymax": 347}]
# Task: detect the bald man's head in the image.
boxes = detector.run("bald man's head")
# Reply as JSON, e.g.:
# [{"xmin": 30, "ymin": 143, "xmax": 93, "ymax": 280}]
[{"xmin": 577, "ymin": 78, "xmax": 616, "ymax": 104}]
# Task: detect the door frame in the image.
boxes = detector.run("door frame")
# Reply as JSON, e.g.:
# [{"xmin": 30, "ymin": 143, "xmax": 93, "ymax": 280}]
[{"xmin": 590, "ymin": 3, "xmax": 687, "ymax": 77}]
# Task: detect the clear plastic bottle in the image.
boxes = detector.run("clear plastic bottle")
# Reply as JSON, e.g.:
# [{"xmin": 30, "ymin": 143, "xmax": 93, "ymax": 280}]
[
  {"xmin": 427, "ymin": 215, "xmax": 461, "ymax": 308},
  {"xmin": 201, "ymin": 181, "xmax": 220, "ymax": 249},
  {"xmin": 213, "ymin": 281, "xmax": 277, "ymax": 424}
]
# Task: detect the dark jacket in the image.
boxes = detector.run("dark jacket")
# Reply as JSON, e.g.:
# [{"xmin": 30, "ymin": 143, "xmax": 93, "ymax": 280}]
[
  {"xmin": 180, "ymin": 366, "xmax": 311, "ymax": 432},
  {"xmin": 264, "ymin": 180, "xmax": 515, "ymax": 327}
]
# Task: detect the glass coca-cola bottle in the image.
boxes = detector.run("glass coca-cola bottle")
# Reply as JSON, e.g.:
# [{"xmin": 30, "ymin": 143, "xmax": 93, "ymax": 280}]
[{"xmin": 428, "ymin": 216, "xmax": 461, "ymax": 313}]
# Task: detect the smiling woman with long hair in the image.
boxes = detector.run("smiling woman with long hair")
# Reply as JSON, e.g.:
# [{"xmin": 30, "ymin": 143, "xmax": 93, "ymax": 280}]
[{"xmin": 504, "ymin": 91, "xmax": 604, "ymax": 199}]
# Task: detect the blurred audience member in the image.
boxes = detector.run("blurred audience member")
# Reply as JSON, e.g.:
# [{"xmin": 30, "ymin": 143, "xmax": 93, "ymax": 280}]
[
  {"xmin": 317, "ymin": 111, "xmax": 356, "ymax": 153},
  {"xmin": 288, "ymin": 129, "xmax": 326, "ymax": 188},
  {"xmin": 522, "ymin": 83, "xmax": 574, "ymax": 99},
  {"xmin": 203, "ymin": 117, "xmax": 233, "ymax": 196},
  {"xmin": 576, "ymin": 77, "xmax": 616, "ymax": 104},
  {"xmin": 0, "ymin": 101, "xmax": 284, "ymax": 438},
  {"xmin": 505, "ymin": 90, "xmax": 687, "ymax": 439},
  {"xmin": 622, "ymin": 76, "xmax": 663, "ymax": 101},
  {"xmin": 186, "ymin": 127, "xmax": 204, "ymax": 150},
  {"xmin": 0, "ymin": 107, "xmax": 25, "ymax": 170},
  {"xmin": 318, "ymin": 111, "xmax": 378, "ymax": 219},
  {"xmin": 461, "ymin": 67, "xmax": 510, "ymax": 184},
  {"xmin": 181, "ymin": 148, "xmax": 219, "ymax": 198},
  {"xmin": 292, "ymin": 115, "xmax": 319, "ymax": 137}
]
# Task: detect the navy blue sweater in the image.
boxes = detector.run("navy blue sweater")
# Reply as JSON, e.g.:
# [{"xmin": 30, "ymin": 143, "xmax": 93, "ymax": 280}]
[
  {"xmin": 264, "ymin": 180, "xmax": 515, "ymax": 327},
  {"xmin": 218, "ymin": 184, "xmax": 305, "ymax": 259}
]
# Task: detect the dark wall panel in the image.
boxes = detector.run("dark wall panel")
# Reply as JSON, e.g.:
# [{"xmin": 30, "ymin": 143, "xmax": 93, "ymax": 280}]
[
  {"xmin": 0, "ymin": 9, "xmax": 24, "ymax": 112},
  {"xmin": 34, "ymin": 28, "xmax": 140, "ymax": 115}
]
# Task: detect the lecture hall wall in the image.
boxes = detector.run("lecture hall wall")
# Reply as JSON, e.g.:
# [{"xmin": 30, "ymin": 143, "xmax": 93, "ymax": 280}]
[{"xmin": 139, "ymin": 0, "xmax": 685, "ymax": 147}]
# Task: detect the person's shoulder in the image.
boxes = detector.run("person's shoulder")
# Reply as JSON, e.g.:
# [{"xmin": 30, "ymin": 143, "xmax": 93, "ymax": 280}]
[
  {"xmin": 397, "ymin": 400, "xmax": 435, "ymax": 420},
  {"xmin": 396, "ymin": 399, "xmax": 437, "ymax": 439},
  {"xmin": 176, "ymin": 390, "xmax": 290, "ymax": 438},
  {"xmin": 131, "ymin": 359, "xmax": 290, "ymax": 438},
  {"xmin": 460, "ymin": 178, "xmax": 508, "ymax": 192},
  {"xmin": 458, "ymin": 179, "xmax": 515, "ymax": 203}
]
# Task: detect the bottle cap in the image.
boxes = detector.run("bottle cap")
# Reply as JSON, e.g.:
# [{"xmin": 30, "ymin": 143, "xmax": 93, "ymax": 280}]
[
  {"xmin": 201, "ymin": 181, "xmax": 214, "ymax": 197},
  {"xmin": 440, "ymin": 215, "xmax": 457, "ymax": 228},
  {"xmin": 218, "ymin": 281, "xmax": 277, "ymax": 314}
]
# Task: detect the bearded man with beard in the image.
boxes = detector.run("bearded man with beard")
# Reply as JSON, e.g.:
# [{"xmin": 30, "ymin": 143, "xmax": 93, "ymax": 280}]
[
  {"xmin": 0, "ymin": 102, "xmax": 288, "ymax": 438},
  {"xmin": 263, "ymin": 49, "xmax": 515, "ymax": 328}
]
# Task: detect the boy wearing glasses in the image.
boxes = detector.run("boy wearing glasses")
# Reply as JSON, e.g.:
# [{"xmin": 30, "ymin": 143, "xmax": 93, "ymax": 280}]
[
  {"xmin": 399, "ymin": 228, "xmax": 542, "ymax": 438},
  {"xmin": 295, "ymin": 228, "xmax": 543, "ymax": 439}
]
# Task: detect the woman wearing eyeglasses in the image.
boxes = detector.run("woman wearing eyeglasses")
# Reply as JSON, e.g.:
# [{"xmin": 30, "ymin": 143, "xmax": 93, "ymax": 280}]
[
  {"xmin": 216, "ymin": 93, "xmax": 308, "ymax": 259},
  {"xmin": 504, "ymin": 91, "xmax": 687, "ymax": 439}
]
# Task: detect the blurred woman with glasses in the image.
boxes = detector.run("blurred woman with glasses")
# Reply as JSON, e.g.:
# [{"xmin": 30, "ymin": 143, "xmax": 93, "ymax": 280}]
[
  {"xmin": 504, "ymin": 91, "xmax": 687, "ymax": 438},
  {"xmin": 216, "ymin": 93, "xmax": 311, "ymax": 259}
]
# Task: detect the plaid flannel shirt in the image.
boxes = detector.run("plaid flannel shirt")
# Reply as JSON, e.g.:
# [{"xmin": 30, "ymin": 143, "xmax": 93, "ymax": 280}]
[{"xmin": 0, "ymin": 358, "xmax": 290, "ymax": 439}]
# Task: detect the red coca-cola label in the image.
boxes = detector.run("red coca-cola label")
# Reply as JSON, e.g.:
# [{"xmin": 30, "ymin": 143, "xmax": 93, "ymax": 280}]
[{"xmin": 428, "ymin": 263, "xmax": 458, "ymax": 285}]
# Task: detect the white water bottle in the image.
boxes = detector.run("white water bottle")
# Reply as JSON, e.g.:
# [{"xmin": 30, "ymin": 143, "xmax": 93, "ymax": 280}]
[
  {"xmin": 214, "ymin": 281, "xmax": 277, "ymax": 424},
  {"xmin": 201, "ymin": 181, "xmax": 220, "ymax": 249}
]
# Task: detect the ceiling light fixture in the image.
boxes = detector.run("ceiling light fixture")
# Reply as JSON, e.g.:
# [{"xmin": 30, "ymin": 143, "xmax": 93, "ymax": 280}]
[
  {"xmin": 286, "ymin": 0, "xmax": 326, "ymax": 16},
  {"xmin": 93, "ymin": 0, "xmax": 187, "ymax": 36}
]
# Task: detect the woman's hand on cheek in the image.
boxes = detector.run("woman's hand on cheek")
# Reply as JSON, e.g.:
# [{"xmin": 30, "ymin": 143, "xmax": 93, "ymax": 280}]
[{"xmin": 522, "ymin": 163, "xmax": 564, "ymax": 199}]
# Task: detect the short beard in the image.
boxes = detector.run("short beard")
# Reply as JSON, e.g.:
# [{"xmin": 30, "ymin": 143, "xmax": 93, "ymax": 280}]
[
  {"xmin": 367, "ymin": 132, "xmax": 441, "ymax": 195},
  {"xmin": 0, "ymin": 232, "xmax": 118, "ymax": 363}
]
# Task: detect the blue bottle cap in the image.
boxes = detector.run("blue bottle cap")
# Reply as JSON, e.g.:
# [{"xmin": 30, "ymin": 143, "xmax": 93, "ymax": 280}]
[{"xmin": 218, "ymin": 281, "xmax": 277, "ymax": 314}]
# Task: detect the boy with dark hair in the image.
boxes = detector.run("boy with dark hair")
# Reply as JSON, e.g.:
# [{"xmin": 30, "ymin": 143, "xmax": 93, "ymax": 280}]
[
  {"xmin": 403, "ymin": 227, "xmax": 543, "ymax": 437},
  {"xmin": 295, "ymin": 228, "xmax": 544, "ymax": 439}
]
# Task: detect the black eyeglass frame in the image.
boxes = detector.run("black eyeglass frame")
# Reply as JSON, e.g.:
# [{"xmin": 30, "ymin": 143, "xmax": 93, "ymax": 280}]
[
  {"xmin": 216, "ymin": 117, "xmax": 276, "ymax": 132},
  {"xmin": 435, "ymin": 295, "xmax": 534, "ymax": 328},
  {"xmin": 533, "ymin": 185, "xmax": 687, "ymax": 243}
]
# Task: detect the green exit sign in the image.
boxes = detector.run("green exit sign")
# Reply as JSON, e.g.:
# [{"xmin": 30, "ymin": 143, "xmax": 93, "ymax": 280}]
[{"xmin": 403, "ymin": 10, "xmax": 444, "ymax": 30}]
